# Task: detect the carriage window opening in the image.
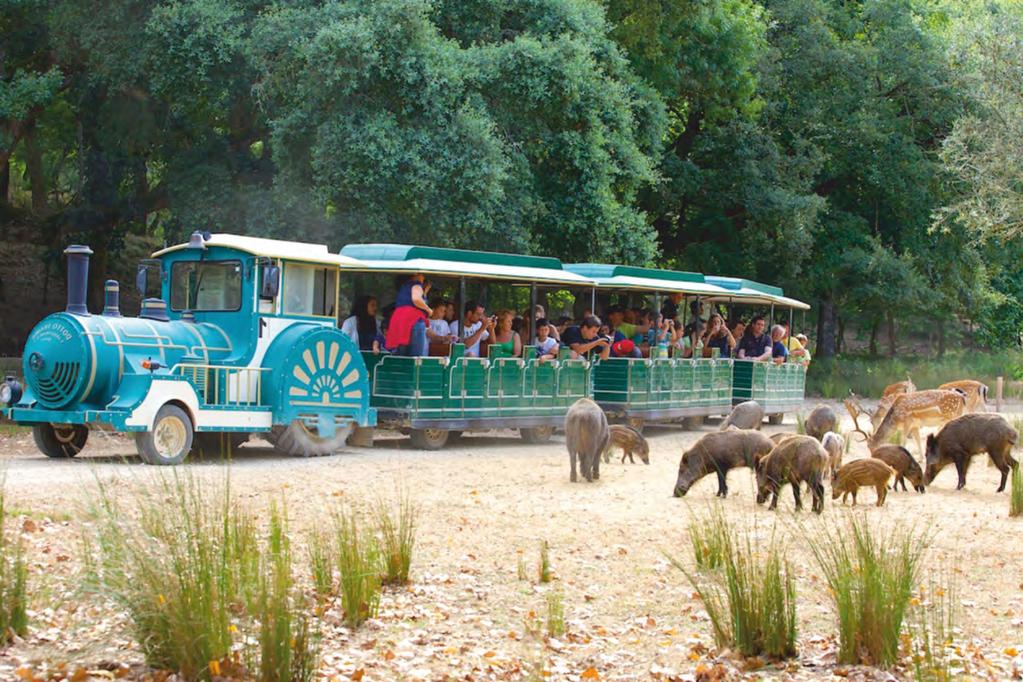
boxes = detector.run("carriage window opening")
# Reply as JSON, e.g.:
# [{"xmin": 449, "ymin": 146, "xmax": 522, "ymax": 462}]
[
  {"xmin": 283, "ymin": 264, "xmax": 337, "ymax": 317},
  {"xmin": 170, "ymin": 260, "xmax": 242, "ymax": 312}
]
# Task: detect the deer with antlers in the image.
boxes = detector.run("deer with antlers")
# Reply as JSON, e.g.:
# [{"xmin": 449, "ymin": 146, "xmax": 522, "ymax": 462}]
[{"xmin": 845, "ymin": 388, "xmax": 967, "ymax": 455}]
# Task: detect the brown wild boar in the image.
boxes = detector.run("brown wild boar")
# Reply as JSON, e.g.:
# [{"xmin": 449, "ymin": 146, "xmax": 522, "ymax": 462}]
[
  {"xmin": 821, "ymin": 431, "xmax": 844, "ymax": 479},
  {"xmin": 719, "ymin": 400, "xmax": 764, "ymax": 431},
  {"xmin": 770, "ymin": 432, "xmax": 799, "ymax": 445},
  {"xmin": 755, "ymin": 435, "xmax": 828, "ymax": 513},
  {"xmin": 832, "ymin": 459, "xmax": 896, "ymax": 506},
  {"xmin": 674, "ymin": 430, "xmax": 776, "ymax": 498},
  {"xmin": 603, "ymin": 424, "xmax": 650, "ymax": 464},
  {"xmin": 924, "ymin": 413, "xmax": 1019, "ymax": 492},
  {"xmin": 804, "ymin": 404, "xmax": 839, "ymax": 441},
  {"xmin": 565, "ymin": 398, "xmax": 609, "ymax": 483},
  {"xmin": 871, "ymin": 444, "xmax": 925, "ymax": 493}
]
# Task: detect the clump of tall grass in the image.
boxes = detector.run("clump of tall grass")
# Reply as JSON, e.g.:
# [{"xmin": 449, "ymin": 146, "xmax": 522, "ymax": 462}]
[
  {"xmin": 688, "ymin": 505, "xmax": 728, "ymax": 570},
  {"xmin": 671, "ymin": 514, "xmax": 797, "ymax": 659},
  {"xmin": 85, "ymin": 473, "xmax": 319, "ymax": 679},
  {"xmin": 308, "ymin": 530, "xmax": 335, "ymax": 600},
  {"xmin": 908, "ymin": 567, "xmax": 959, "ymax": 682},
  {"xmin": 545, "ymin": 591, "xmax": 566, "ymax": 637},
  {"xmin": 376, "ymin": 494, "xmax": 418, "ymax": 585},
  {"xmin": 538, "ymin": 540, "xmax": 553, "ymax": 583},
  {"xmin": 807, "ymin": 516, "xmax": 927, "ymax": 666},
  {"xmin": 795, "ymin": 413, "xmax": 807, "ymax": 435},
  {"xmin": 0, "ymin": 480, "xmax": 28, "ymax": 642},
  {"xmin": 1010, "ymin": 465, "xmax": 1023, "ymax": 518},
  {"xmin": 333, "ymin": 508, "xmax": 381, "ymax": 629}
]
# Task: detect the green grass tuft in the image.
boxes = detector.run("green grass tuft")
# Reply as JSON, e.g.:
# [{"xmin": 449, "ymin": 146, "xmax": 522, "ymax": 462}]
[
  {"xmin": 1010, "ymin": 465, "xmax": 1023, "ymax": 518},
  {"xmin": 538, "ymin": 540, "xmax": 553, "ymax": 584},
  {"xmin": 545, "ymin": 591, "xmax": 566, "ymax": 637},
  {"xmin": 0, "ymin": 478, "xmax": 28, "ymax": 642},
  {"xmin": 671, "ymin": 515, "xmax": 797, "ymax": 659},
  {"xmin": 908, "ymin": 567, "xmax": 959, "ymax": 682},
  {"xmin": 333, "ymin": 507, "xmax": 381, "ymax": 629},
  {"xmin": 308, "ymin": 530, "xmax": 334, "ymax": 600},
  {"xmin": 795, "ymin": 413, "xmax": 807, "ymax": 435},
  {"xmin": 688, "ymin": 505, "xmax": 728, "ymax": 570},
  {"xmin": 807, "ymin": 516, "xmax": 927, "ymax": 666},
  {"xmin": 376, "ymin": 494, "xmax": 418, "ymax": 586}
]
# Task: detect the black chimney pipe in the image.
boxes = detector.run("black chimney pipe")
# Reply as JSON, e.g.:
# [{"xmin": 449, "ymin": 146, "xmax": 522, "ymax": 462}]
[
  {"xmin": 102, "ymin": 280, "xmax": 121, "ymax": 317},
  {"xmin": 64, "ymin": 245, "xmax": 93, "ymax": 315}
]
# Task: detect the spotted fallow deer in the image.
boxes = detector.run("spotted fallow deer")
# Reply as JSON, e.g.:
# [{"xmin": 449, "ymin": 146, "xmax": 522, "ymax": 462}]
[
  {"xmin": 871, "ymin": 375, "xmax": 917, "ymax": 429},
  {"xmin": 938, "ymin": 380, "xmax": 988, "ymax": 413},
  {"xmin": 847, "ymin": 389, "xmax": 967, "ymax": 455}
]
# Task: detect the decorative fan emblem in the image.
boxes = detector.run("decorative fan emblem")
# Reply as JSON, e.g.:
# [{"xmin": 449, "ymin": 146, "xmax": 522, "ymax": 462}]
[{"xmin": 289, "ymin": 340, "xmax": 363, "ymax": 404}]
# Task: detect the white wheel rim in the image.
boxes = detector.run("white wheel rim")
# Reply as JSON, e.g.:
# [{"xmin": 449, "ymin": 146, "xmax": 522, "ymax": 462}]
[
  {"xmin": 54, "ymin": 426, "xmax": 78, "ymax": 444},
  {"xmin": 536, "ymin": 426, "xmax": 554, "ymax": 437},
  {"xmin": 154, "ymin": 416, "xmax": 187, "ymax": 458},
  {"xmin": 424, "ymin": 428, "xmax": 445, "ymax": 442}
]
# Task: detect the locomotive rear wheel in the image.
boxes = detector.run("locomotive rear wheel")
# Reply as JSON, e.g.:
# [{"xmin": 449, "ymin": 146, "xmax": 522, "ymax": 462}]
[
  {"xmin": 191, "ymin": 432, "xmax": 250, "ymax": 458},
  {"xmin": 270, "ymin": 420, "xmax": 352, "ymax": 457},
  {"xmin": 409, "ymin": 428, "xmax": 449, "ymax": 450},
  {"xmin": 33, "ymin": 423, "xmax": 89, "ymax": 458},
  {"xmin": 136, "ymin": 404, "xmax": 194, "ymax": 465},
  {"xmin": 520, "ymin": 425, "xmax": 555, "ymax": 444},
  {"xmin": 767, "ymin": 413, "xmax": 785, "ymax": 426}
]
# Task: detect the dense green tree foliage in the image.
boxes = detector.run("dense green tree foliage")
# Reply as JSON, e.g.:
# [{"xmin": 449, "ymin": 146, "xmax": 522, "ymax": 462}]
[{"xmin": 0, "ymin": 0, "xmax": 1019, "ymax": 352}]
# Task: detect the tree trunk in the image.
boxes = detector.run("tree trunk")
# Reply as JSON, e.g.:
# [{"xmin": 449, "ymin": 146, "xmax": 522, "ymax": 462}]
[
  {"xmin": 937, "ymin": 323, "xmax": 945, "ymax": 358},
  {"xmin": 836, "ymin": 315, "xmax": 844, "ymax": 354},
  {"xmin": 886, "ymin": 310, "xmax": 896, "ymax": 357},
  {"xmin": 0, "ymin": 157, "xmax": 8, "ymax": 205},
  {"xmin": 816, "ymin": 297, "xmax": 838, "ymax": 358},
  {"xmin": 24, "ymin": 124, "xmax": 48, "ymax": 213},
  {"xmin": 868, "ymin": 319, "xmax": 879, "ymax": 356}
]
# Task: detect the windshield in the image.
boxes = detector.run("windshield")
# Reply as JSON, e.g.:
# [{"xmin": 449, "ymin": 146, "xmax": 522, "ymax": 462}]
[{"xmin": 170, "ymin": 260, "xmax": 242, "ymax": 312}]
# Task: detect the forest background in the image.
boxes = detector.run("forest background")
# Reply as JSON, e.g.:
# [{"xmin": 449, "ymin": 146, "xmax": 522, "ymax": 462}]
[{"xmin": 2, "ymin": 0, "xmax": 1022, "ymax": 393}]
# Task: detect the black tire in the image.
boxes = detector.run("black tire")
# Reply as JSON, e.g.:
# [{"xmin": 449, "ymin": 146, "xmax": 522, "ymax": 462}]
[
  {"xmin": 33, "ymin": 423, "xmax": 88, "ymax": 458},
  {"xmin": 768, "ymin": 413, "xmax": 784, "ymax": 426},
  {"xmin": 270, "ymin": 420, "xmax": 352, "ymax": 457},
  {"xmin": 191, "ymin": 432, "xmax": 249, "ymax": 458},
  {"xmin": 681, "ymin": 416, "xmax": 704, "ymax": 430},
  {"xmin": 409, "ymin": 428, "xmax": 449, "ymax": 450},
  {"xmin": 520, "ymin": 426, "xmax": 555, "ymax": 444},
  {"xmin": 135, "ymin": 404, "xmax": 194, "ymax": 465}
]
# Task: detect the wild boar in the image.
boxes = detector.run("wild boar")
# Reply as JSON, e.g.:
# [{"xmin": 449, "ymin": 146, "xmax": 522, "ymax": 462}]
[
  {"xmin": 804, "ymin": 404, "xmax": 839, "ymax": 442},
  {"xmin": 871, "ymin": 444, "xmax": 925, "ymax": 493},
  {"xmin": 770, "ymin": 433, "xmax": 799, "ymax": 445},
  {"xmin": 832, "ymin": 458, "xmax": 896, "ymax": 506},
  {"xmin": 565, "ymin": 398, "xmax": 609, "ymax": 483},
  {"xmin": 924, "ymin": 413, "xmax": 1019, "ymax": 492},
  {"xmin": 603, "ymin": 424, "xmax": 650, "ymax": 464},
  {"xmin": 674, "ymin": 429, "xmax": 776, "ymax": 498},
  {"xmin": 755, "ymin": 435, "xmax": 828, "ymax": 513},
  {"xmin": 719, "ymin": 401, "xmax": 764, "ymax": 431},
  {"xmin": 821, "ymin": 431, "xmax": 844, "ymax": 479}
]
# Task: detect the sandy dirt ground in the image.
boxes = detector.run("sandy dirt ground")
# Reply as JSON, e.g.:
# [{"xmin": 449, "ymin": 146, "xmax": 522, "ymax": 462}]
[{"xmin": 2, "ymin": 401, "xmax": 1023, "ymax": 681}]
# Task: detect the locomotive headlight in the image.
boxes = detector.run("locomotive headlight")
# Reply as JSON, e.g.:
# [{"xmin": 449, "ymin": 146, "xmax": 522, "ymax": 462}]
[{"xmin": 0, "ymin": 376, "xmax": 23, "ymax": 406}]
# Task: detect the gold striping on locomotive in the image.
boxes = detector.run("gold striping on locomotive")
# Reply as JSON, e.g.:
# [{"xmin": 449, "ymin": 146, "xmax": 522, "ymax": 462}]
[
  {"xmin": 328, "ymin": 341, "xmax": 340, "ymax": 370},
  {"xmin": 316, "ymin": 341, "xmax": 326, "ymax": 370}
]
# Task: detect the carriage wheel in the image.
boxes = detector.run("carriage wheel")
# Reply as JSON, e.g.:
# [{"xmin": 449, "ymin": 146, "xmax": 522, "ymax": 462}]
[
  {"xmin": 270, "ymin": 420, "xmax": 352, "ymax": 457},
  {"xmin": 33, "ymin": 423, "xmax": 88, "ymax": 458},
  {"xmin": 135, "ymin": 404, "xmax": 193, "ymax": 465},
  {"xmin": 409, "ymin": 428, "xmax": 449, "ymax": 450},
  {"xmin": 768, "ymin": 413, "xmax": 784, "ymax": 426},
  {"xmin": 520, "ymin": 425, "xmax": 555, "ymax": 444}
]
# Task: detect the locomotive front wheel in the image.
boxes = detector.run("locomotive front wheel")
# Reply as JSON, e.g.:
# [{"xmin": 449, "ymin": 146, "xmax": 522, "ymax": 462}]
[
  {"xmin": 33, "ymin": 423, "xmax": 89, "ymax": 458},
  {"xmin": 767, "ymin": 413, "xmax": 784, "ymax": 426},
  {"xmin": 135, "ymin": 404, "xmax": 194, "ymax": 465},
  {"xmin": 409, "ymin": 428, "xmax": 449, "ymax": 450},
  {"xmin": 191, "ymin": 432, "xmax": 250, "ymax": 458},
  {"xmin": 270, "ymin": 420, "xmax": 352, "ymax": 457},
  {"xmin": 520, "ymin": 426, "xmax": 555, "ymax": 444}
]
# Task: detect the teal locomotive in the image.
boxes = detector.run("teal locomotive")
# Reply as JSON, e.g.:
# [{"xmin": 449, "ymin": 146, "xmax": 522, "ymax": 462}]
[{"xmin": 2, "ymin": 232, "xmax": 375, "ymax": 463}]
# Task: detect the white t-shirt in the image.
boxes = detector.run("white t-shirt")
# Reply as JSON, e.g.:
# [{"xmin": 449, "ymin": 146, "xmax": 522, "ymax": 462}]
[
  {"xmin": 453, "ymin": 320, "xmax": 489, "ymax": 356},
  {"xmin": 429, "ymin": 318, "xmax": 451, "ymax": 337},
  {"xmin": 536, "ymin": 337, "xmax": 558, "ymax": 355},
  {"xmin": 341, "ymin": 316, "xmax": 359, "ymax": 345}
]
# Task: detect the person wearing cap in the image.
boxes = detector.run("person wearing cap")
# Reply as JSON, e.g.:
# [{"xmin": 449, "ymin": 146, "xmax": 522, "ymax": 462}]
[{"xmin": 606, "ymin": 305, "xmax": 643, "ymax": 358}]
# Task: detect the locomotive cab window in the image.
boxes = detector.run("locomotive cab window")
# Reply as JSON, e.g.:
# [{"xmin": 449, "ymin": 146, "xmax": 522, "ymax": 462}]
[
  {"xmin": 170, "ymin": 260, "xmax": 242, "ymax": 311},
  {"xmin": 283, "ymin": 263, "xmax": 337, "ymax": 317}
]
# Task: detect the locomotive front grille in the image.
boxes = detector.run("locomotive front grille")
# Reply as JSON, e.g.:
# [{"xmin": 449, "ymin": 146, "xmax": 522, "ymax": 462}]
[{"xmin": 33, "ymin": 361, "xmax": 82, "ymax": 407}]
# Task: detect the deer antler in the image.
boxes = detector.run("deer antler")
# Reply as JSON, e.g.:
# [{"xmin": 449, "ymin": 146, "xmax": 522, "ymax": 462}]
[{"xmin": 843, "ymin": 393, "xmax": 872, "ymax": 443}]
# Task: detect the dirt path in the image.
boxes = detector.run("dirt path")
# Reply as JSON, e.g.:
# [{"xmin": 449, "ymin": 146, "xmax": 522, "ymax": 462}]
[{"xmin": 3, "ymin": 404, "xmax": 1023, "ymax": 680}]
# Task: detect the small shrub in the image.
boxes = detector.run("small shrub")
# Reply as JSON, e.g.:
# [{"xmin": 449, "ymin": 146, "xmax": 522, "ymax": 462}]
[
  {"xmin": 808, "ymin": 516, "xmax": 927, "ymax": 666},
  {"xmin": 1011, "ymin": 465, "xmax": 1023, "ymax": 518},
  {"xmin": 688, "ymin": 505, "xmax": 728, "ymax": 570},
  {"xmin": 538, "ymin": 540, "xmax": 552, "ymax": 584},
  {"xmin": 333, "ymin": 508, "xmax": 381, "ymax": 629},
  {"xmin": 517, "ymin": 552, "xmax": 528, "ymax": 581},
  {"xmin": 308, "ymin": 530, "xmax": 334, "ymax": 600},
  {"xmin": 795, "ymin": 413, "xmax": 807, "ymax": 435},
  {"xmin": 545, "ymin": 591, "xmax": 565, "ymax": 637},
  {"xmin": 376, "ymin": 494, "xmax": 417, "ymax": 585},
  {"xmin": 672, "ymin": 519, "xmax": 797, "ymax": 659},
  {"xmin": 908, "ymin": 568, "xmax": 959, "ymax": 682},
  {"xmin": 0, "ymin": 480, "xmax": 28, "ymax": 642}
]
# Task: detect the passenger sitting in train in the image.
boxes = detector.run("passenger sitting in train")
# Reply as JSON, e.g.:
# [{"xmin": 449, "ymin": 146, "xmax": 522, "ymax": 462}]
[
  {"xmin": 645, "ymin": 314, "xmax": 673, "ymax": 355},
  {"xmin": 682, "ymin": 299, "xmax": 706, "ymax": 337},
  {"xmin": 427, "ymin": 298, "xmax": 455, "ymax": 343},
  {"xmin": 562, "ymin": 315, "xmax": 611, "ymax": 360},
  {"xmin": 606, "ymin": 305, "xmax": 643, "ymax": 358},
  {"xmin": 779, "ymin": 321, "xmax": 807, "ymax": 362},
  {"xmin": 341, "ymin": 295, "xmax": 385, "ymax": 352},
  {"xmin": 617, "ymin": 306, "xmax": 650, "ymax": 343},
  {"xmin": 701, "ymin": 313, "xmax": 735, "ymax": 358},
  {"xmin": 535, "ymin": 319, "xmax": 559, "ymax": 361},
  {"xmin": 795, "ymin": 333, "xmax": 812, "ymax": 364},
  {"xmin": 490, "ymin": 310, "xmax": 523, "ymax": 358},
  {"xmin": 444, "ymin": 298, "xmax": 458, "ymax": 328},
  {"xmin": 555, "ymin": 315, "xmax": 573, "ymax": 337},
  {"xmin": 673, "ymin": 319, "xmax": 704, "ymax": 358},
  {"xmin": 770, "ymin": 325, "xmax": 789, "ymax": 364},
  {"xmin": 385, "ymin": 274, "xmax": 432, "ymax": 356},
  {"xmin": 534, "ymin": 305, "xmax": 560, "ymax": 341},
  {"xmin": 453, "ymin": 301, "xmax": 494, "ymax": 357},
  {"xmin": 729, "ymin": 318, "xmax": 746, "ymax": 341},
  {"xmin": 736, "ymin": 315, "xmax": 772, "ymax": 361},
  {"xmin": 661, "ymin": 292, "xmax": 684, "ymax": 324}
]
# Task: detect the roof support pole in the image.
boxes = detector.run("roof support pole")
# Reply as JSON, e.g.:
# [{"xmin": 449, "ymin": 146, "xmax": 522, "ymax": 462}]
[
  {"xmin": 591, "ymin": 287, "xmax": 596, "ymax": 317},
  {"xmin": 457, "ymin": 277, "xmax": 466, "ymax": 342},
  {"xmin": 770, "ymin": 303, "xmax": 775, "ymax": 327},
  {"xmin": 529, "ymin": 282, "xmax": 538, "ymax": 344}
]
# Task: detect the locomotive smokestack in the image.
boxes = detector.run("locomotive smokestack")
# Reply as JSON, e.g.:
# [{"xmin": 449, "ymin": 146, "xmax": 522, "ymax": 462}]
[
  {"xmin": 64, "ymin": 245, "xmax": 94, "ymax": 315},
  {"xmin": 102, "ymin": 280, "xmax": 122, "ymax": 317}
]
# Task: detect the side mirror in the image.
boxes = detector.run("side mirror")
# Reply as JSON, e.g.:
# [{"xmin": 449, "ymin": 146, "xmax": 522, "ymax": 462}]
[
  {"xmin": 135, "ymin": 265, "xmax": 148, "ymax": 295},
  {"xmin": 261, "ymin": 264, "xmax": 280, "ymax": 299}
]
